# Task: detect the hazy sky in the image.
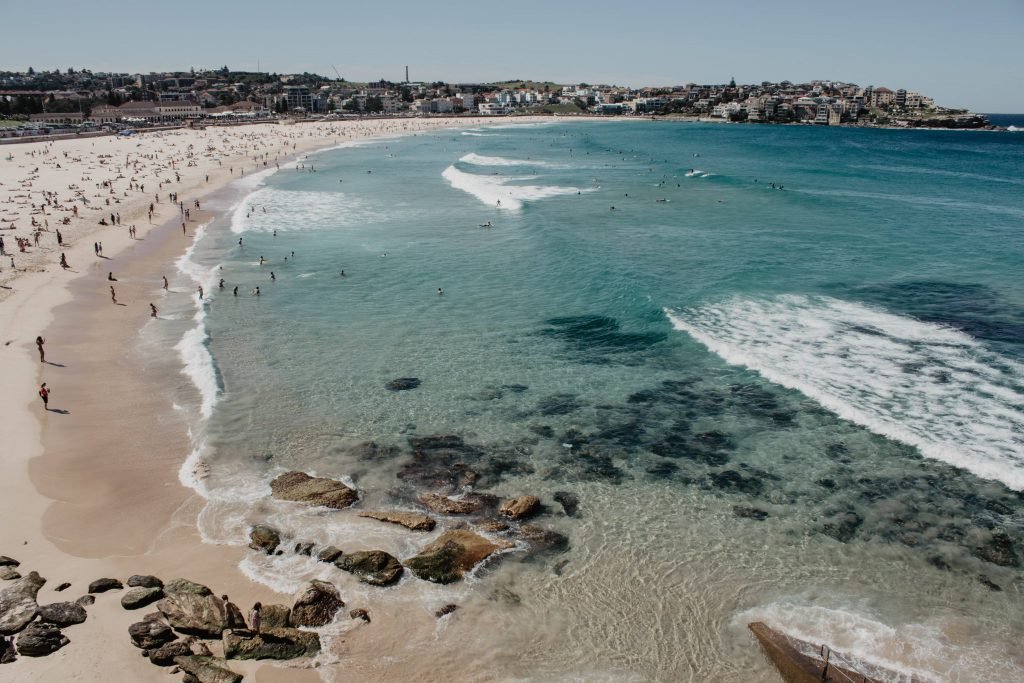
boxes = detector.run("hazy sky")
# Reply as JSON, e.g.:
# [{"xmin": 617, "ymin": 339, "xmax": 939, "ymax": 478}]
[{"xmin": 2, "ymin": 0, "xmax": 1022, "ymax": 112}]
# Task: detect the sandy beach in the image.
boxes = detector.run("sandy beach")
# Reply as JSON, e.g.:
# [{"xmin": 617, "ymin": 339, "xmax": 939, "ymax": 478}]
[{"xmin": 0, "ymin": 116, "xmax": 550, "ymax": 681}]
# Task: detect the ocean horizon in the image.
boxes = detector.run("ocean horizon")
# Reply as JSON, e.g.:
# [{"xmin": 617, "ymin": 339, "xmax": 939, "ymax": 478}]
[{"xmin": 152, "ymin": 119, "xmax": 1023, "ymax": 681}]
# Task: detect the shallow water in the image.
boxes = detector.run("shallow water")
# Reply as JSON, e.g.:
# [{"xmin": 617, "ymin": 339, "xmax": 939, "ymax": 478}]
[{"xmin": 160, "ymin": 121, "xmax": 1023, "ymax": 681}]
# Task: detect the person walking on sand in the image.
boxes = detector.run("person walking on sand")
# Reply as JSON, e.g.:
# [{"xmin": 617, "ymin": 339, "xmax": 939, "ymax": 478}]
[
  {"xmin": 249, "ymin": 602, "xmax": 262, "ymax": 635},
  {"xmin": 150, "ymin": 303, "xmax": 157, "ymax": 318},
  {"xmin": 36, "ymin": 336, "xmax": 45, "ymax": 363},
  {"xmin": 38, "ymin": 383, "xmax": 50, "ymax": 411},
  {"xmin": 110, "ymin": 286, "xmax": 117, "ymax": 304},
  {"xmin": 162, "ymin": 275, "xmax": 168, "ymax": 290},
  {"xmin": 60, "ymin": 253, "xmax": 69, "ymax": 269}
]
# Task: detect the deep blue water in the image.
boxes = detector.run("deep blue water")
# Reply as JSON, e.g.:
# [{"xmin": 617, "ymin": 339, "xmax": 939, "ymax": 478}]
[{"xmin": 168, "ymin": 121, "xmax": 1024, "ymax": 681}]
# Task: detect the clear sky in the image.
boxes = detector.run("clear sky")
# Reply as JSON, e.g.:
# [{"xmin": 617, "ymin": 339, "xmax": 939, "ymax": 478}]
[{"xmin": 2, "ymin": 0, "xmax": 1022, "ymax": 112}]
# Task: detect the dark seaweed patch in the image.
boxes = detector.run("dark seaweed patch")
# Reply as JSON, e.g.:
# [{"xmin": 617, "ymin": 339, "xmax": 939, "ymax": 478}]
[
  {"xmin": 539, "ymin": 314, "xmax": 667, "ymax": 356},
  {"xmin": 537, "ymin": 394, "xmax": 584, "ymax": 416}
]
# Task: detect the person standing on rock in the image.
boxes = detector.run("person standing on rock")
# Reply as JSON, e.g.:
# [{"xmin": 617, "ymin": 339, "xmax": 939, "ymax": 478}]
[
  {"xmin": 38, "ymin": 383, "xmax": 50, "ymax": 411},
  {"xmin": 36, "ymin": 335, "xmax": 45, "ymax": 363},
  {"xmin": 249, "ymin": 602, "xmax": 262, "ymax": 635}
]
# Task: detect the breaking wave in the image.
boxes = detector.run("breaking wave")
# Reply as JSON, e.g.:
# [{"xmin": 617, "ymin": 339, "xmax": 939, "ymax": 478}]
[{"xmin": 441, "ymin": 165, "xmax": 585, "ymax": 211}]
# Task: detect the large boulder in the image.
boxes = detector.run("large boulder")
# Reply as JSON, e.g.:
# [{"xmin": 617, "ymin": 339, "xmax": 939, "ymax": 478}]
[
  {"xmin": 223, "ymin": 627, "xmax": 320, "ymax": 660},
  {"xmin": 358, "ymin": 510, "xmax": 436, "ymax": 532},
  {"xmin": 128, "ymin": 614, "xmax": 176, "ymax": 649},
  {"xmin": 260, "ymin": 604, "xmax": 291, "ymax": 629},
  {"xmin": 38, "ymin": 602, "xmax": 87, "ymax": 627},
  {"xmin": 88, "ymin": 577, "xmax": 123, "ymax": 593},
  {"xmin": 316, "ymin": 546, "xmax": 343, "ymax": 563},
  {"xmin": 16, "ymin": 622, "xmax": 68, "ymax": 657},
  {"xmin": 334, "ymin": 550, "xmax": 403, "ymax": 586},
  {"xmin": 248, "ymin": 525, "xmax": 281, "ymax": 554},
  {"xmin": 127, "ymin": 575, "xmax": 164, "ymax": 589},
  {"xmin": 290, "ymin": 580, "xmax": 343, "ymax": 627},
  {"xmin": 270, "ymin": 471, "xmax": 359, "ymax": 509},
  {"xmin": 419, "ymin": 493, "xmax": 480, "ymax": 515},
  {"xmin": 499, "ymin": 495, "xmax": 541, "ymax": 520},
  {"xmin": 405, "ymin": 530, "xmax": 514, "ymax": 584},
  {"xmin": 121, "ymin": 586, "xmax": 163, "ymax": 610},
  {"xmin": 148, "ymin": 638, "xmax": 195, "ymax": 666},
  {"xmin": 0, "ymin": 571, "xmax": 45, "ymax": 635},
  {"xmin": 157, "ymin": 579, "xmax": 227, "ymax": 638},
  {"xmin": 173, "ymin": 655, "xmax": 242, "ymax": 683}
]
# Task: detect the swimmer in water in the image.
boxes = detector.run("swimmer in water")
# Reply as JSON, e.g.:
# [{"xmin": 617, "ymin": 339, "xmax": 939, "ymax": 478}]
[
  {"xmin": 270, "ymin": 272, "xmax": 276, "ymax": 281},
  {"xmin": 438, "ymin": 288, "xmax": 444, "ymax": 295}
]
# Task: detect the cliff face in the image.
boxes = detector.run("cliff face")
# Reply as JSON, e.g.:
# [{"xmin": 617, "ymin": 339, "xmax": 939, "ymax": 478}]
[{"xmin": 899, "ymin": 114, "xmax": 991, "ymax": 129}]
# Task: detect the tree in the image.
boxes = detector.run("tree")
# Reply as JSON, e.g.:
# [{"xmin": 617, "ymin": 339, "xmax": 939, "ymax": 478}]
[
  {"xmin": 342, "ymin": 99, "xmax": 360, "ymax": 113},
  {"xmin": 365, "ymin": 96, "xmax": 383, "ymax": 113},
  {"xmin": 27, "ymin": 66, "xmax": 34, "ymax": 75}
]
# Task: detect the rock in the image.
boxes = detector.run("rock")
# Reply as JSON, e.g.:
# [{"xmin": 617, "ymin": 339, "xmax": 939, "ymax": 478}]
[
  {"xmin": 248, "ymin": 525, "xmax": 281, "ymax": 554},
  {"xmin": 517, "ymin": 525, "xmax": 570, "ymax": 553},
  {"xmin": 819, "ymin": 511, "xmax": 863, "ymax": 543},
  {"xmin": 552, "ymin": 491, "xmax": 579, "ymax": 517},
  {"xmin": 16, "ymin": 622, "xmax": 68, "ymax": 657},
  {"xmin": 978, "ymin": 575, "xmax": 1002, "ymax": 592},
  {"xmin": 0, "ymin": 568, "xmax": 19, "ymax": 581},
  {"xmin": 294, "ymin": 542, "xmax": 314, "ymax": 556},
  {"xmin": 359, "ymin": 510, "xmax": 436, "ymax": 532},
  {"xmin": 419, "ymin": 493, "xmax": 481, "ymax": 515},
  {"xmin": 127, "ymin": 575, "xmax": 164, "ymax": 589},
  {"xmin": 334, "ymin": 550, "xmax": 404, "ymax": 587},
  {"xmin": 222, "ymin": 627, "xmax": 320, "ymax": 660},
  {"xmin": 499, "ymin": 495, "xmax": 541, "ymax": 520},
  {"xmin": 733, "ymin": 505, "xmax": 769, "ymax": 521},
  {"xmin": 476, "ymin": 519, "xmax": 510, "ymax": 533},
  {"xmin": 0, "ymin": 635, "xmax": 15, "ymax": 663},
  {"xmin": 290, "ymin": 580, "xmax": 344, "ymax": 627},
  {"xmin": 260, "ymin": 604, "xmax": 291, "ymax": 629},
  {"xmin": 270, "ymin": 471, "xmax": 359, "ymax": 510},
  {"xmin": 386, "ymin": 377, "xmax": 420, "ymax": 391},
  {"xmin": 122, "ymin": 586, "xmax": 164, "ymax": 610},
  {"xmin": 0, "ymin": 558, "xmax": 18, "ymax": 568},
  {"xmin": 316, "ymin": 546, "xmax": 343, "ymax": 563},
  {"xmin": 435, "ymin": 604, "xmax": 457, "ymax": 618},
  {"xmin": 75, "ymin": 595, "xmax": 95, "ymax": 607},
  {"xmin": 0, "ymin": 571, "xmax": 45, "ymax": 635},
  {"xmin": 349, "ymin": 608, "xmax": 370, "ymax": 622},
  {"xmin": 38, "ymin": 602, "xmax": 87, "ymax": 627},
  {"xmin": 148, "ymin": 638, "xmax": 193, "ymax": 666},
  {"xmin": 173, "ymin": 655, "xmax": 243, "ymax": 683},
  {"xmin": 88, "ymin": 577, "xmax": 123, "ymax": 593},
  {"xmin": 973, "ymin": 529, "xmax": 1020, "ymax": 567},
  {"xmin": 129, "ymin": 614, "xmax": 176, "ymax": 649},
  {"xmin": 405, "ymin": 530, "xmax": 514, "ymax": 584},
  {"xmin": 54, "ymin": 583, "xmax": 71, "ymax": 592},
  {"xmin": 157, "ymin": 580, "xmax": 227, "ymax": 638}
]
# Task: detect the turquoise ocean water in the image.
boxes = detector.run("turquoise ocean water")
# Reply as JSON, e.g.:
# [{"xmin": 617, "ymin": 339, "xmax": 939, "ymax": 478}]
[{"xmin": 156, "ymin": 121, "xmax": 1023, "ymax": 681}]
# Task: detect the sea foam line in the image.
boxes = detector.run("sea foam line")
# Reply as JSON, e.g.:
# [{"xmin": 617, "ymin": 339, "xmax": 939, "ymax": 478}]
[
  {"xmin": 441, "ymin": 165, "xmax": 584, "ymax": 211},
  {"xmin": 667, "ymin": 295, "xmax": 1024, "ymax": 490},
  {"xmin": 459, "ymin": 152, "xmax": 558, "ymax": 167}
]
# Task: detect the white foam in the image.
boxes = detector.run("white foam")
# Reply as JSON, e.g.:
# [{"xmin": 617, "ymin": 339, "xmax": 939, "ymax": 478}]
[
  {"xmin": 461, "ymin": 131, "xmax": 500, "ymax": 137},
  {"xmin": 173, "ymin": 223, "xmax": 222, "ymax": 420},
  {"xmin": 459, "ymin": 153, "xmax": 557, "ymax": 167},
  {"xmin": 667, "ymin": 295, "xmax": 1024, "ymax": 489},
  {"xmin": 736, "ymin": 602, "xmax": 1024, "ymax": 682},
  {"xmin": 229, "ymin": 187, "xmax": 379, "ymax": 234},
  {"xmin": 442, "ymin": 165, "xmax": 584, "ymax": 211}
]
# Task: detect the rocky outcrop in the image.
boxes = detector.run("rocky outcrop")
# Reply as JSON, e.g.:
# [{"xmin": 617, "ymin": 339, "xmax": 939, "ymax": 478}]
[
  {"xmin": 552, "ymin": 491, "xmax": 579, "ymax": 517},
  {"xmin": 121, "ymin": 586, "xmax": 163, "ymax": 610},
  {"xmin": 88, "ymin": 578, "xmax": 123, "ymax": 593},
  {"xmin": 38, "ymin": 602, "xmax": 87, "ymax": 627},
  {"xmin": 148, "ymin": 637, "xmax": 210, "ymax": 665},
  {"xmin": 0, "ymin": 571, "xmax": 45, "ymax": 635},
  {"xmin": 16, "ymin": 622, "xmax": 68, "ymax": 657},
  {"xmin": 405, "ymin": 530, "xmax": 514, "ymax": 584},
  {"xmin": 248, "ymin": 525, "xmax": 281, "ymax": 554},
  {"xmin": 259, "ymin": 604, "xmax": 291, "ymax": 629},
  {"xmin": 386, "ymin": 377, "xmax": 420, "ymax": 391},
  {"xmin": 359, "ymin": 510, "xmax": 436, "ymax": 531},
  {"xmin": 476, "ymin": 519, "xmax": 510, "ymax": 533},
  {"xmin": 157, "ymin": 579, "xmax": 227, "ymax": 638},
  {"xmin": 419, "ymin": 493, "xmax": 481, "ymax": 515},
  {"xmin": 270, "ymin": 471, "xmax": 359, "ymax": 510},
  {"xmin": 499, "ymin": 495, "xmax": 541, "ymax": 520},
  {"xmin": 127, "ymin": 575, "xmax": 164, "ymax": 589},
  {"xmin": 290, "ymin": 580, "xmax": 344, "ymax": 627},
  {"xmin": 316, "ymin": 546, "xmax": 343, "ymax": 563},
  {"xmin": 334, "ymin": 550, "xmax": 403, "ymax": 586},
  {"xmin": 173, "ymin": 655, "xmax": 243, "ymax": 683},
  {"xmin": 223, "ymin": 627, "xmax": 320, "ymax": 660},
  {"xmin": 129, "ymin": 614, "xmax": 176, "ymax": 649},
  {"xmin": 517, "ymin": 525, "xmax": 569, "ymax": 554}
]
